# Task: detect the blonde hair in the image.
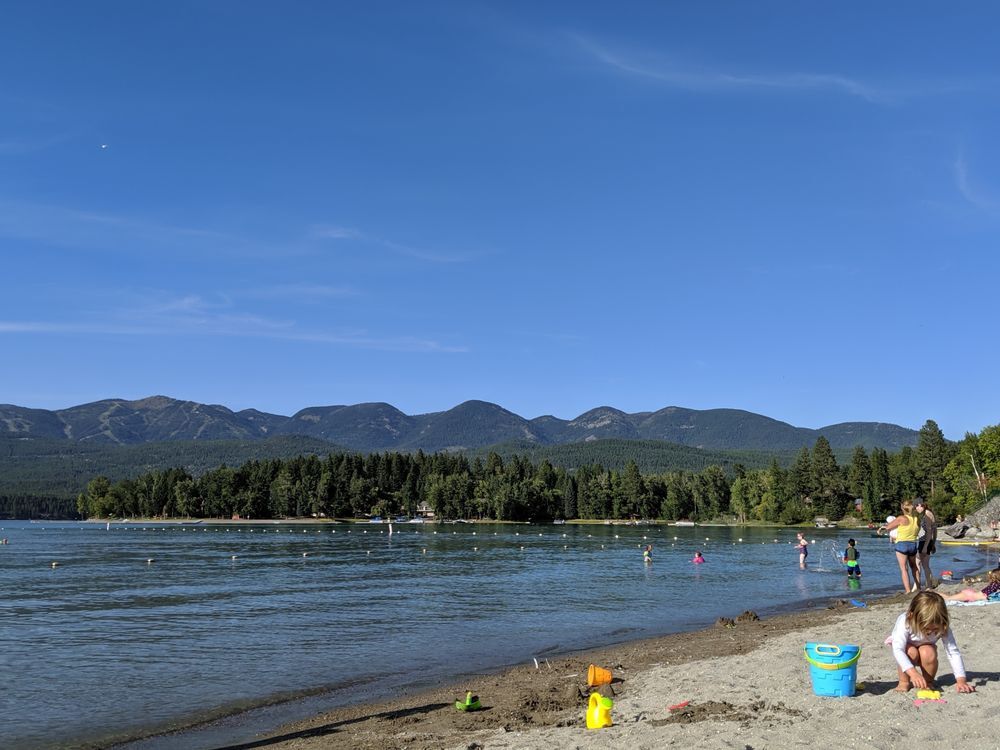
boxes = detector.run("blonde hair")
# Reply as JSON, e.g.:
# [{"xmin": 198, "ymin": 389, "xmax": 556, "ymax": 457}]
[
  {"xmin": 906, "ymin": 591, "xmax": 949, "ymax": 638},
  {"xmin": 900, "ymin": 500, "xmax": 914, "ymax": 515}
]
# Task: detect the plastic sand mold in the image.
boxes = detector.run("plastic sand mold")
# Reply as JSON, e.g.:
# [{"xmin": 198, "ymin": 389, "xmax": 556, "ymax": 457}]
[{"xmin": 455, "ymin": 692, "xmax": 482, "ymax": 711}]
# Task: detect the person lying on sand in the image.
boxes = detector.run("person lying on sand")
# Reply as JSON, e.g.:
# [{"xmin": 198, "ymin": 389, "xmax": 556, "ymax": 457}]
[
  {"xmin": 943, "ymin": 568, "xmax": 1000, "ymax": 603},
  {"xmin": 889, "ymin": 591, "xmax": 975, "ymax": 694}
]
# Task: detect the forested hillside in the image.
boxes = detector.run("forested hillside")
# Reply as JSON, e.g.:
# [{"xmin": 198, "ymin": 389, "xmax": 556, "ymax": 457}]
[
  {"xmin": 470, "ymin": 439, "xmax": 797, "ymax": 474},
  {"xmin": 0, "ymin": 395, "xmax": 920, "ymax": 452},
  {"xmin": 0, "ymin": 435, "xmax": 341, "ymax": 497},
  {"xmin": 70, "ymin": 419, "xmax": 992, "ymax": 528}
]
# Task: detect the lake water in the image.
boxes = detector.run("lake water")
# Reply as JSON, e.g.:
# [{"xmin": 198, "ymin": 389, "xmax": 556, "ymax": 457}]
[{"xmin": 1, "ymin": 519, "xmax": 994, "ymax": 749}]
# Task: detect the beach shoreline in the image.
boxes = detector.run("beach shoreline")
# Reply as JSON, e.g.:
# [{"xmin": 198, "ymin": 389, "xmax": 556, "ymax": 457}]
[{"xmin": 114, "ymin": 574, "xmax": 999, "ymax": 750}]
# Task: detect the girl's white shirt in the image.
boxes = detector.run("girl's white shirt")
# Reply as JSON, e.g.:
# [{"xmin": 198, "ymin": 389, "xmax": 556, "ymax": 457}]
[{"xmin": 890, "ymin": 612, "xmax": 965, "ymax": 678}]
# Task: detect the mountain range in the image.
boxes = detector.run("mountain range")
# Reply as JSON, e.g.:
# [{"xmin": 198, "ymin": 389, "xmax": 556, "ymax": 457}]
[{"xmin": 0, "ymin": 395, "xmax": 919, "ymax": 453}]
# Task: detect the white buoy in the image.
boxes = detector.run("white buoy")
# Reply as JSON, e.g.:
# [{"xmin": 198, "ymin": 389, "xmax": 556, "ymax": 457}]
[
  {"xmin": 231, "ymin": 555, "xmax": 237, "ymax": 560},
  {"xmin": 146, "ymin": 558, "xmax": 154, "ymax": 564},
  {"xmin": 302, "ymin": 552, "xmax": 309, "ymax": 557},
  {"xmin": 51, "ymin": 561, "xmax": 59, "ymax": 568}
]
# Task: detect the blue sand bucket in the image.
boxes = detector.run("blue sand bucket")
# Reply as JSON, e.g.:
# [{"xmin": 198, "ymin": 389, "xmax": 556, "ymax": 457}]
[{"xmin": 803, "ymin": 643, "xmax": 861, "ymax": 697}]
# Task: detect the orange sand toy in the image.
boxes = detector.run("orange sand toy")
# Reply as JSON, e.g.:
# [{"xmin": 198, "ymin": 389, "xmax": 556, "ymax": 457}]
[{"xmin": 587, "ymin": 664, "xmax": 612, "ymax": 687}]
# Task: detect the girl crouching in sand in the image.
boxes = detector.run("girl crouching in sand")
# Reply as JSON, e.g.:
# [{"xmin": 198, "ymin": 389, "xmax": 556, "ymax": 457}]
[
  {"xmin": 943, "ymin": 568, "xmax": 1000, "ymax": 603},
  {"xmin": 890, "ymin": 591, "xmax": 975, "ymax": 693}
]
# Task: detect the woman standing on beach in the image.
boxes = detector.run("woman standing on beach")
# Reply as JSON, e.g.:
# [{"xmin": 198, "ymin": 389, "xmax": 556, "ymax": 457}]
[
  {"xmin": 916, "ymin": 499, "xmax": 937, "ymax": 589},
  {"xmin": 881, "ymin": 500, "xmax": 921, "ymax": 594}
]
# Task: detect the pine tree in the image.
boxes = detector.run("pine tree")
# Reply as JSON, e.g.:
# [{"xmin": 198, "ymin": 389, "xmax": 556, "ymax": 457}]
[
  {"xmin": 847, "ymin": 446, "xmax": 872, "ymax": 499},
  {"xmin": 914, "ymin": 419, "xmax": 953, "ymax": 499},
  {"xmin": 790, "ymin": 447, "xmax": 813, "ymax": 499}
]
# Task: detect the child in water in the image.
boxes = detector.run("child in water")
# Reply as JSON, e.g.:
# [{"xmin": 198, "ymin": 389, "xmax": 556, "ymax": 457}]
[
  {"xmin": 796, "ymin": 532, "xmax": 808, "ymax": 568},
  {"xmin": 890, "ymin": 591, "xmax": 975, "ymax": 693},
  {"xmin": 643, "ymin": 544, "xmax": 653, "ymax": 564},
  {"xmin": 843, "ymin": 538, "xmax": 861, "ymax": 579},
  {"xmin": 943, "ymin": 568, "xmax": 1000, "ymax": 603},
  {"xmin": 692, "ymin": 551, "xmax": 705, "ymax": 564}
]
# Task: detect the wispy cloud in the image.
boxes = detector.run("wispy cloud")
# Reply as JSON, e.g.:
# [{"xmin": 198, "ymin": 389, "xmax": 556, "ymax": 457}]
[
  {"xmin": 240, "ymin": 283, "xmax": 359, "ymax": 300},
  {"xmin": 0, "ymin": 134, "xmax": 69, "ymax": 155},
  {"xmin": 571, "ymin": 34, "xmax": 887, "ymax": 103},
  {"xmin": 314, "ymin": 225, "xmax": 365, "ymax": 241},
  {"xmin": 0, "ymin": 199, "xmax": 489, "ymax": 265},
  {"xmin": 954, "ymin": 154, "xmax": 1000, "ymax": 214},
  {"xmin": 313, "ymin": 224, "xmax": 482, "ymax": 263},
  {"xmin": 0, "ymin": 293, "xmax": 466, "ymax": 353},
  {"xmin": 0, "ymin": 199, "xmax": 287, "ymax": 258}
]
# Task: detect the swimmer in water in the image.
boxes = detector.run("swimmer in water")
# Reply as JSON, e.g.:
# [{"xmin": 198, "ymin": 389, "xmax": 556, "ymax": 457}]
[
  {"xmin": 643, "ymin": 544, "xmax": 653, "ymax": 564},
  {"xmin": 796, "ymin": 532, "xmax": 808, "ymax": 568},
  {"xmin": 692, "ymin": 551, "xmax": 705, "ymax": 564}
]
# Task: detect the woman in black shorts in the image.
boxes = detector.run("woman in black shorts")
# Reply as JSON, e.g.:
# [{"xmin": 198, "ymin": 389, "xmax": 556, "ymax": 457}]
[{"xmin": 916, "ymin": 499, "xmax": 937, "ymax": 589}]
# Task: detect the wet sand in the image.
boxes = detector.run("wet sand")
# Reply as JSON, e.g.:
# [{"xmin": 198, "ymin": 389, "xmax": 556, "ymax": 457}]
[{"xmin": 202, "ymin": 578, "xmax": 999, "ymax": 750}]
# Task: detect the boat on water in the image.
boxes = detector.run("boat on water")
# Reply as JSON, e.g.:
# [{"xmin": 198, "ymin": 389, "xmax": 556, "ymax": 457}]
[
  {"xmin": 940, "ymin": 539, "xmax": 1000, "ymax": 546},
  {"xmin": 674, "ymin": 520, "xmax": 695, "ymax": 527},
  {"xmin": 552, "ymin": 519, "xmax": 566, "ymax": 525}
]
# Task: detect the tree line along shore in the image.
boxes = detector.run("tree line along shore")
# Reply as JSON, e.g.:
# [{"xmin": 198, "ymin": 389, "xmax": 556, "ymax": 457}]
[{"xmin": 27, "ymin": 419, "xmax": 985, "ymax": 525}]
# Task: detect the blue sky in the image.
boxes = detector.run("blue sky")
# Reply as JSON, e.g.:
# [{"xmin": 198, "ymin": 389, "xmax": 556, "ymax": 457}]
[{"xmin": 2, "ymin": 2, "xmax": 998, "ymax": 439}]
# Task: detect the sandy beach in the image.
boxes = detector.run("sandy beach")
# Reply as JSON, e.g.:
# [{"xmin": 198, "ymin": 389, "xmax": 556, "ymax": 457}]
[{"xmin": 208, "ymin": 580, "xmax": 1000, "ymax": 750}]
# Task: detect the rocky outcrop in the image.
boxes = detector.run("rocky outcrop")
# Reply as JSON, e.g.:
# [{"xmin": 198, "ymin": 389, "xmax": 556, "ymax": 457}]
[{"xmin": 942, "ymin": 494, "xmax": 1000, "ymax": 540}]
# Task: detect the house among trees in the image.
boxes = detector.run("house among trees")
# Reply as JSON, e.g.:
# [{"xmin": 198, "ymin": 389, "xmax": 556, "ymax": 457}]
[{"xmin": 416, "ymin": 502, "xmax": 435, "ymax": 519}]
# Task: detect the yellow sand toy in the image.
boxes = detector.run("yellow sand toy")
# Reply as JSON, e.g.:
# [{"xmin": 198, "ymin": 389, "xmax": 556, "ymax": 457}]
[
  {"xmin": 455, "ymin": 691, "xmax": 481, "ymax": 711},
  {"xmin": 916, "ymin": 689, "xmax": 942, "ymax": 700},
  {"xmin": 586, "ymin": 692, "xmax": 613, "ymax": 729}
]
